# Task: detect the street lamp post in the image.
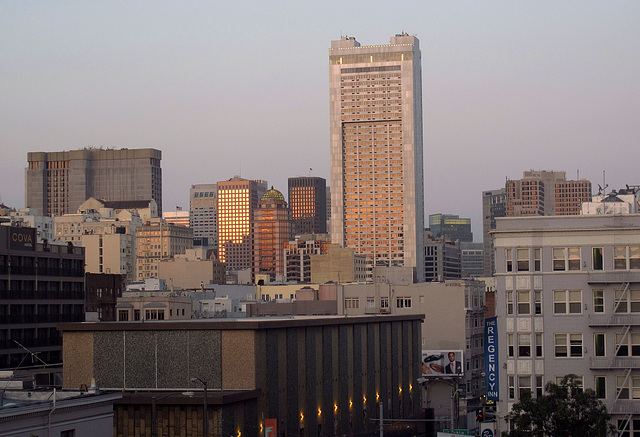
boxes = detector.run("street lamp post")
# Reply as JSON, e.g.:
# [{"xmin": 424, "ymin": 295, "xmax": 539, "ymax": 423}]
[{"xmin": 191, "ymin": 377, "xmax": 208, "ymax": 437}]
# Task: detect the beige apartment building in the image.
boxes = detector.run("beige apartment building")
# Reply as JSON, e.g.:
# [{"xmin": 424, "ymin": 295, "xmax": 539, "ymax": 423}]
[
  {"xmin": 115, "ymin": 293, "xmax": 192, "ymax": 321},
  {"xmin": 329, "ymin": 34, "xmax": 425, "ymax": 281},
  {"xmin": 136, "ymin": 219, "xmax": 193, "ymax": 281},
  {"xmin": 158, "ymin": 248, "xmax": 226, "ymax": 288},
  {"xmin": 310, "ymin": 243, "xmax": 368, "ymax": 284}
]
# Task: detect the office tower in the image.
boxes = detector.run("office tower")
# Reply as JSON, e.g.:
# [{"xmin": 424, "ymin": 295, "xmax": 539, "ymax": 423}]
[
  {"xmin": 482, "ymin": 188, "xmax": 506, "ymax": 277},
  {"xmin": 217, "ymin": 178, "xmax": 268, "ymax": 271},
  {"xmin": 26, "ymin": 148, "xmax": 162, "ymax": 216},
  {"xmin": 288, "ymin": 177, "xmax": 327, "ymax": 236},
  {"xmin": 429, "ymin": 213, "xmax": 473, "ymax": 242},
  {"xmin": 135, "ymin": 219, "xmax": 193, "ymax": 281},
  {"xmin": 0, "ymin": 226, "xmax": 85, "ymax": 369},
  {"xmin": 253, "ymin": 188, "xmax": 290, "ymax": 282},
  {"xmin": 329, "ymin": 34, "xmax": 425, "ymax": 281},
  {"xmin": 505, "ymin": 170, "xmax": 591, "ymax": 216},
  {"xmin": 189, "ymin": 184, "xmax": 218, "ymax": 249},
  {"xmin": 493, "ymin": 215, "xmax": 640, "ymax": 434},
  {"xmin": 423, "ymin": 231, "xmax": 461, "ymax": 282},
  {"xmin": 461, "ymin": 242, "xmax": 484, "ymax": 277}
]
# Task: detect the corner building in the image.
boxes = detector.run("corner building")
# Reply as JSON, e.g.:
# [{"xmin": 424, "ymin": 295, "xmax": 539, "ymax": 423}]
[
  {"xmin": 329, "ymin": 34, "xmax": 425, "ymax": 281},
  {"xmin": 494, "ymin": 215, "xmax": 640, "ymax": 435}
]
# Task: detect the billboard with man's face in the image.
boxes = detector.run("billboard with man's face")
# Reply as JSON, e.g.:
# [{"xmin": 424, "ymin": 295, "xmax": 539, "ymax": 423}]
[{"xmin": 421, "ymin": 350, "xmax": 464, "ymax": 377}]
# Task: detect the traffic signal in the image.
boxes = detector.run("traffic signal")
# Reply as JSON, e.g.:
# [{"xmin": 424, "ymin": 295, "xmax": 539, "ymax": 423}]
[{"xmin": 476, "ymin": 407, "xmax": 484, "ymax": 422}]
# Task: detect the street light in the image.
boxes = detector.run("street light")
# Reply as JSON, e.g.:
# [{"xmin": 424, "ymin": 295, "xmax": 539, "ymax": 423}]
[{"xmin": 191, "ymin": 377, "xmax": 208, "ymax": 437}]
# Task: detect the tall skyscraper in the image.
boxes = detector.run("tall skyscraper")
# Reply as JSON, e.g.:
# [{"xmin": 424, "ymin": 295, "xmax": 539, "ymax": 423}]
[
  {"xmin": 26, "ymin": 148, "xmax": 162, "ymax": 216},
  {"xmin": 329, "ymin": 34, "xmax": 425, "ymax": 281},
  {"xmin": 216, "ymin": 178, "xmax": 267, "ymax": 271},
  {"xmin": 253, "ymin": 187, "xmax": 290, "ymax": 282},
  {"xmin": 189, "ymin": 184, "xmax": 218, "ymax": 249},
  {"xmin": 288, "ymin": 176, "xmax": 327, "ymax": 236},
  {"xmin": 429, "ymin": 213, "xmax": 473, "ymax": 242}
]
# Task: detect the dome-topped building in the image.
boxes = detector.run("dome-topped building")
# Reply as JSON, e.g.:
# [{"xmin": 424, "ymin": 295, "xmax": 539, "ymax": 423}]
[{"xmin": 261, "ymin": 187, "xmax": 286, "ymax": 203}]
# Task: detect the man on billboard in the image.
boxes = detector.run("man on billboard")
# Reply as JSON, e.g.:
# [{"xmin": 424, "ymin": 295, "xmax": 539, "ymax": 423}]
[{"xmin": 444, "ymin": 352, "xmax": 462, "ymax": 375}]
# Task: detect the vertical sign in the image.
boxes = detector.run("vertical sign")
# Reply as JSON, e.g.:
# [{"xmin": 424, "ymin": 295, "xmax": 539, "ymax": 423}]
[
  {"xmin": 485, "ymin": 317, "xmax": 499, "ymax": 401},
  {"xmin": 264, "ymin": 418, "xmax": 277, "ymax": 437}
]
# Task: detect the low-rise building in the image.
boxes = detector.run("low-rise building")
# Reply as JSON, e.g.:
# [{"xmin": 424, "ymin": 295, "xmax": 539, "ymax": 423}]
[
  {"xmin": 136, "ymin": 219, "xmax": 193, "ymax": 281},
  {"xmin": 310, "ymin": 243, "xmax": 367, "ymax": 283},
  {"xmin": 158, "ymin": 247, "xmax": 226, "ymax": 288}
]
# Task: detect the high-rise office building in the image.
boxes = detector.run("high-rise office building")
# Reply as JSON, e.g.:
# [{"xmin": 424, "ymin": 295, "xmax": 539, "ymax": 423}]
[
  {"xmin": 217, "ymin": 178, "xmax": 268, "ymax": 271},
  {"xmin": 505, "ymin": 170, "xmax": 591, "ymax": 216},
  {"xmin": 288, "ymin": 177, "xmax": 327, "ymax": 236},
  {"xmin": 253, "ymin": 188, "xmax": 290, "ymax": 282},
  {"xmin": 429, "ymin": 213, "xmax": 473, "ymax": 242},
  {"xmin": 26, "ymin": 148, "xmax": 162, "ymax": 216},
  {"xmin": 189, "ymin": 184, "xmax": 217, "ymax": 249},
  {"xmin": 329, "ymin": 34, "xmax": 425, "ymax": 281},
  {"xmin": 482, "ymin": 188, "xmax": 506, "ymax": 277}
]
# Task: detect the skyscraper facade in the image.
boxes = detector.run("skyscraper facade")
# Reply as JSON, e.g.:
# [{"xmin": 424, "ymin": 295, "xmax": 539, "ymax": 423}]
[
  {"xmin": 189, "ymin": 184, "xmax": 218, "ymax": 249},
  {"xmin": 288, "ymin": 176, "xmax": 327, "ymax": 236},
  {"xmin": 216, "ymin": 178, "xmax": 267, "ymax": 271},
  {"xmin": 429, "ymin": 213, "xmax": 473, "ymax": 242},
  {"xmin": 482, "ymin": 188, "xmax": 506, "ymax": 277},
  {"xmin": 329, "ymin": 34, "xmax": 425, "ymax": 281},
  {"xmin": 253, "ymin": 188, "xmax": 290, "ymax": 282},
  {"xmin": 26, "ymin": 148, "xmax": 162, "ymax": 216}
]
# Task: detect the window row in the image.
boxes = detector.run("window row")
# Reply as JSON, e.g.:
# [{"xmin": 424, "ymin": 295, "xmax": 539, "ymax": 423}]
[{"xmin": 506, "ymin": 246, "xmax": 640, "ymax": 272}]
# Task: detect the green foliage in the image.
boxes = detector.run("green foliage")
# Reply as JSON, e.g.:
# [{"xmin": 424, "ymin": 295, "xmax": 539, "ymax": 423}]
[{"xmin": 503, "ymin": 374, "xmax": 616, "ymax": 437}]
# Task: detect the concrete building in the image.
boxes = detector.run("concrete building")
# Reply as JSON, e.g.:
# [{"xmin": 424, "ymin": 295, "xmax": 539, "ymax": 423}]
[
  {"xmin": 78, "ymin": 197, "xmax": 158, "ymax": 222},
  {"xmin": 0, "ymin": 208, "xmax": 55, "ymax": 244},
  {"xmin": 135, "ymin": 219, "xmax": 193, "ymax": 281},
  {"xmin": 0, "ymin": 226, "xmax": 84, "ymax": 369},
  {"xmin": 329, "ymin": 34, "xmax": 425, "ymax": 281},
  {"xmin": 505, "ymin": 170, "xmax": 591, "ymax": 217},
  {"xmin": 85, "ymin": 273, "xmax": 124, "ymax": 322},
  {"xmin": 310, "ymin": 243, "xmax": 368, "ymax": 284},
  {"xmin": 217, "ymin": 178, "xmax": 268, "ymax": 271},
  {"xmin": 162, "ymin": 210, "xmax": 189, "ymax": 227},
  {"xmin": 429, "ymin": 213, "xmax": 473, "ymax": 243},
  {"xmin": 189, "ymin": 183, "xmax": 218, "ymax": 249},
  {"xmin": 115, "ymin": 291, "xmax": 192, "ymax": 321},
  {"xmin": 493, "ymin": 214, "xmax": 640, "ymax": 435},
  {"xmin": 582, "ymin": 187, "xmax": 640, "ymax": 215},
  {"xmin": 158, "ymin": 247, "xmax": 226, "ymax": 288},
  {"xmin": 424, "ymin": 233, "xmax": 461, "ymax": 283},
  {"xmin": 288, "ymin": 176, "xmax": 327, "ymax": 236},
  {"xmin": 482, "ymin": 188, "xmax": 506, "ymax": 277},
  {"xmin": 284, "ymin": 234, "xmax": 330, "ymax": 283},
  {"xmin": 60, "ymin": 315, "xmax": 423, "ymax": 437},
  {"xmin": 461, "ymin": 242, "xmax": 484, "ymax": 278},
  {"xmin": 25, "ymin": 147, "xmax": 162, "ymax": 216},
  {"xmin": 252, "ymin": 187, "xmax": 290, "ymax": 283}
]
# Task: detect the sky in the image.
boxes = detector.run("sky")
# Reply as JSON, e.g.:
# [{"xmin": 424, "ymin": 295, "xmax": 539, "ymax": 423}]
[{"xmin": 2, "ymin": 1, "xmax": 640, "ymax": 239}]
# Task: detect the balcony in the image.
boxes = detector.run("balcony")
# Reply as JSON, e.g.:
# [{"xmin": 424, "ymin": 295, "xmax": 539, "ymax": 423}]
[
  {"xmin": 589, "ymin": 314, "xmax": 640, "ymax": 326},
  {"xmin": 611, "ymin": 400, "xmax": 640, "ymax": 415},
  {"xmin": 587, "ymin": 272, "xmax": 640, "ymax": 284},
  {"xmin": 590, "ymin": 356, "xmax": 640, "ymax": 369}
]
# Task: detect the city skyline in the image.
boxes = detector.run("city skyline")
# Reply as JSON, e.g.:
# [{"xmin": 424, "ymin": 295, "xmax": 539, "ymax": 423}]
[{"xmin": 2, "ymin": 2, "xmax": 639, "ymax": 238}]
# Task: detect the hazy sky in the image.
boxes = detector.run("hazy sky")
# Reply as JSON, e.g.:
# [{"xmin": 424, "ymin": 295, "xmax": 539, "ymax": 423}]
[{"xmin": 2, "ymin": 1, "xmax": 639, "ymax": 239}]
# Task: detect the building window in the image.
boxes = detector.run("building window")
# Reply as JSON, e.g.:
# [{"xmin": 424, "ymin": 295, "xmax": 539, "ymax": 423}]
[
  {"xmin": 396, "ymin": 297, "xmax": 411, "ymax": 308},
  {"xmin": 508, "ymin": 376, "xmax": 515, "ymax": 399},
  {"xmin": 61, "ymin": 431, "xmax": 75, "ymax": 437},
  {"xmin": 616, "ymin": 375, "xmax": 640, "ymax": 400},
  {"xmin": 555, "ymin": 333, "xmax": 583, "ymax": 357},
  {"xmin": 553, "ymin": 290, "xmax": 582, "ymax": 314},
  {"xmin": 593, "ymin": 247, "xmax": 603, "ymax": 270},
  {"xmin": 506, "ymin": 291, "xmax": 513, "ymax": 315},
  {"xmin": 366, "ymin": 297, "xmax": 375, "ymax": 309},
  {"xmin": 535, "ymin": 333, "xmax": 543, "ymax": 357},
  {"xmin": 345, "ymin": 298, "xmax": 359, "ymax": 309},
  {"xmin": 536, "ymin": 375, "xmax": 544, "ymax": 397},
  {"xmin": 595, "ymin": 376, "xmax": 606, "ymax": 399},
  {"xmin": 506, "ymin": 248, "xmax": 513, "ymax": 272},
  {"xmin": 518, "ymin": 333, "xmax": 531, "ymax": 357},
  {"xmin": 615, "ymin": 289, "xmax": 640, "ymax": 313},
  {"xmin": 615, "ymin": 332, "xmax": 640, "ymax": 357},
  {"xmin": 594, "ymin": 333, "xmax": 605, "ymax": 356},
  {"xmin": 380, "ymin": 297, "xmax": 389, "ymax": 308},
  {"xmin": 553, "ymin": 247, "xmax": 581, "ymax": 271},
  {"xmin": 517, "ymin": 248, "xmax": 529, "ymax": 272},
  {"xmin": 519, "ymin": 376, "xmax": 531, "ymax": 398},
  {"xmin": 534, "ymin": 248, "xmax": 541, "ymax": 272},
  {"xmin": 534, "ymin": 291, "xmax": 542, "ymax": 315},
  {"xmin": 614, "ymin": 247, "xmax": 627, "ymax": 270},
  {"xmin": 134, "ymin": 310, "xmax": 141, "ymax": 321},
  {"xmin": 507, "ymin": 334, "xmax": 514, "ymax": 357},
  {"xmin": 593, "ymin": 290, "xmax": 604, "ymax": 313},
  {"xmin": 118, "ymin": 310, "xmax": 129, "ymax": 321},
  {"xmin": 517, "ymin": 290, "xmax": 530, "ymax": 315}
]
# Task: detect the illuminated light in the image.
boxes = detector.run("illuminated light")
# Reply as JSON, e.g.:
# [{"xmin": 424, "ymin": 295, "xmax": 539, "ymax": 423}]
[
  {"xmin": 334, "ymin": 404, "xmax": 338, "ymax": 413},
  {"xmin": 409, "ymin": 384, "xmax": 413, "ymax": 392},
  {"xmin": 237, "ymin": 431, "xmax": 241, "ymax": 437},
  {"xmin": 318, "ymin": 407, "xmax": 322, "ymax": 416},
  {"xmin": 349, "ymin": 400, "xmax": 353, "ymax": 408},
  {"xmin": 300, "ymin": 412, "xmax": 304, "ymax": 421},
  {"xmin": 399, "ymin": 386, "xmax": 402, "ymax": 394},
  {"xmin": 376, "ymin": 393, "xmax": 380, "ymax": 402},
  {"xmin": 363, "ymin": 396, "xmax": 367, "ymax": 404}
]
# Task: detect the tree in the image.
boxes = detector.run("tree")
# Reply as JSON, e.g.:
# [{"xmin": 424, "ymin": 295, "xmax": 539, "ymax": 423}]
[{"xmin": 503, "ymin": 374, "xmax": 616, "ymax": 437}]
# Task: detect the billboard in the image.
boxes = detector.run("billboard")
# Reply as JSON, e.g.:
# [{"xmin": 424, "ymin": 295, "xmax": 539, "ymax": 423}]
[
  {"xmin": 421, "ymin": 350, "xmax": 464, "ymax": 377},
  {"xmin": 484, "ymin": 317, "xmax": 499, "ymax": 401},
  {"xmin": 9, "ymin": 227, "xmax": 36, "ymax": 251}
]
